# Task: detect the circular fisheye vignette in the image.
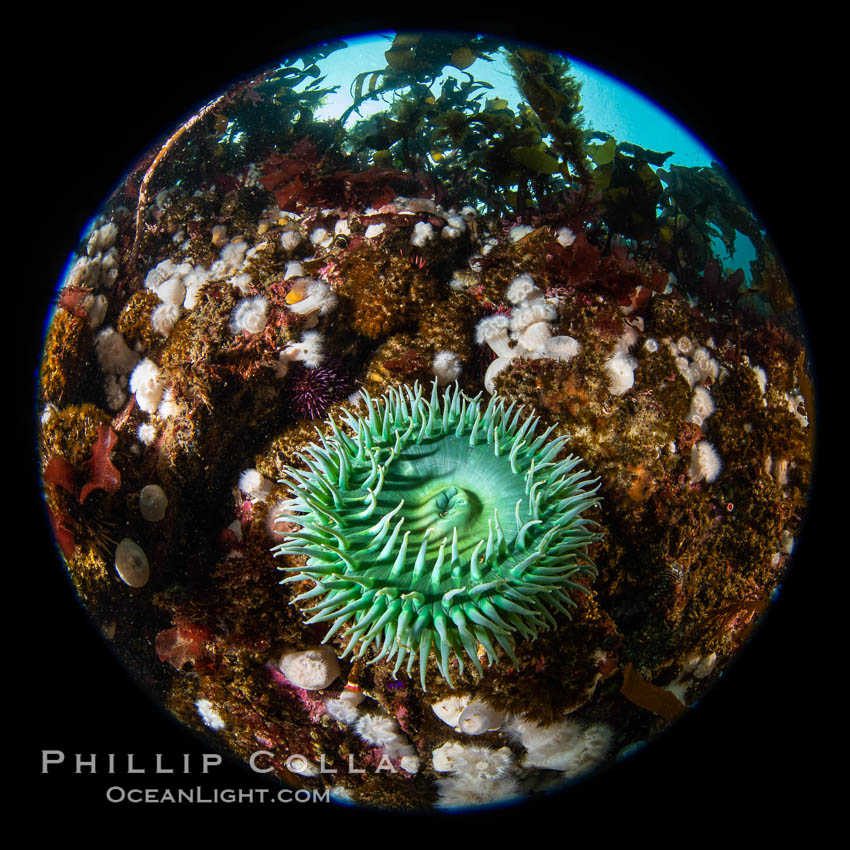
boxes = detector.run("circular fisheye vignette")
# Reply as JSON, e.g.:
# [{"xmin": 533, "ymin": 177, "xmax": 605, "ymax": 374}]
[{"xmin": 37, "ymin": 29, "xmax": 813, "ymax": 811}]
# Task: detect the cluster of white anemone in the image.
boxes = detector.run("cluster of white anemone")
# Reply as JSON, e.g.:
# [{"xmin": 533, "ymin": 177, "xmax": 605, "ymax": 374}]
[
  {"xmin": 668, "ymin": 335, "xmax": 722, "ymax": 389},
  {"xmin": 143, "ymin": 233, "xmax": 272, "ymax": 340},
  {"xmin": 95, "ymin": 327, "xmax": 141, "ymax": 411},
  {"xmin": 325, "ymin": 694, "xmax": 421, "ymax": 773},
  {"xmin": 432, "ymin": 742, "xmax": 520, "ymax": 809},
  {"xmin": 324, "ymin": 688, "xmax": 366, "ymax": 726},
  {"xmin": 354, "ymin": 713, "xmax": 420, "ymax": 773},
  {"xmin": 504, "ymin": 715, "xmax": 613, "ymax": 776},
  {"xmin": 475, "ymin": 273, "xmax": 580, "ymax": 393},
  {"xmin": 144, "ymin": 254, "xmax": 225, "ymax": 335},
  {"xmin": 62, "ymin": 220, "xmax": 119, "ymax": 337},
  {"xmin": 322, "ymin": 686, "xmax": 420, "ymax": 774},
  {"xmin": 145, "ymin": 259, "xmax": 192, "ymax": 336},
  {"xmin": 663, "ymin": 335, "xmax": 726, "ymax": 484},
  {"xmin": 604, "ymin": 320, "xmax": 642, "ymax": 396},
  {"xmin": 67, "ymin": 220, "xmax": 120, "ymax": 292},
  {"xmin": 426, "ymin": 690, "xmax": 612, "ymax": 808}
]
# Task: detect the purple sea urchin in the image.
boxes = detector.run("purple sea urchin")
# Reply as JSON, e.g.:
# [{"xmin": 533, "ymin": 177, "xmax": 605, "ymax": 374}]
[
  {"xmin": 288, "ymin": 360, "xmax": 351, "ymax": 420},
  {"xmin": 272, "ymin": 381, "xmax": 603, "ymax": 688}
]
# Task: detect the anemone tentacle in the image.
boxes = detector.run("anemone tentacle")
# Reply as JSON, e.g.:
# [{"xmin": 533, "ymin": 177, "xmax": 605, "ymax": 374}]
[{"xmin": 272, "ymin": 380, "xmax": 603, "ymax": 689}]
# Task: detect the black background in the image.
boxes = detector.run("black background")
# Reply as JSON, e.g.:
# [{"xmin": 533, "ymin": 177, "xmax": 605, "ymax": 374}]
[{"xmin": 18, "ymin": 8, "xmax": 830, "ymax": 833}]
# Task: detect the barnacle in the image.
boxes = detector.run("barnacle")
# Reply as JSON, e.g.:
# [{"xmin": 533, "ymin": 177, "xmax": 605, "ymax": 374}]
[{"xmin": 272, "ymin": 381, "xmax": 603, "ymax": 688}]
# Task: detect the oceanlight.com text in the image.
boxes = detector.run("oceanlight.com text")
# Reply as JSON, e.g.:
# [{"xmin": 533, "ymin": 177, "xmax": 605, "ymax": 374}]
[{"xmin": 105, "ymin": 786, "xmax": 330, "ymax": 804}]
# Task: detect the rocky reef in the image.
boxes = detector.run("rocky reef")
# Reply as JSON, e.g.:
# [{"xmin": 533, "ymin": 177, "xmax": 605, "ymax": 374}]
[{"xmin": 36, "ymin": 31, "xmax": 813, "ymax": 811}]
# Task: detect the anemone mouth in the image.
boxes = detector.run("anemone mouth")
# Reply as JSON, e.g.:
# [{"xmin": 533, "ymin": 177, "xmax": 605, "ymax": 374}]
[{"xmin": 272, "ymin": 380, "xmax": 603, "ymax": 688}]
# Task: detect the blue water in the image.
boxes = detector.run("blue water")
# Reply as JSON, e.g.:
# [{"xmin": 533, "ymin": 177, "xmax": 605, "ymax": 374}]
[{"xmin": 312, "ymin": 33, "xmax": 716, "ymax": 169}]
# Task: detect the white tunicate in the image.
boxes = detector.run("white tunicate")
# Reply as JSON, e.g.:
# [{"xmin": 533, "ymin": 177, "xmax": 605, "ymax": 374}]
[
  {"xmin": 115, "ymin": 538, "xmax": 150, "ymax": 587},
  {"xmin": 286, "ymin": 755, "xmax": 321, "ymax": 777},
  {"xmin": 400, "ymin": 755, "xmax": 421, "ymax": 774},
  {"xmin": 87, "ymin": 222, "xmax": 118, "ymax": 256},
  {"xmin": 364, "ymin": 223, "xmax": 386, "ymax": 239},
  {"xmin": 96, "ymin": 327, "xmax": 140, "ymax": 376},
  {"xmin": 279, "ymin": 646, "xmax": 340, "ymax": 690},
  {"xmin": 456, "ymin": 701, "xmax": 507, "ymax": 735},
  {"xmin": 86, "ymin": 294, "xmax": 109, "ymax": 329},
  {"xmin": 411, "ymin": 220, "xmax": 434, "ymax": 247},
  {"xmin": 431, "ymin": 695, "xmax": 471, "ymax": 728},
  {"xmin": 210, "ymin": 224, "xmax": 228, "ymax": 247},
  {"xmin": 139, "ymin": 484, "xmax": 168, "ymax": 522}
]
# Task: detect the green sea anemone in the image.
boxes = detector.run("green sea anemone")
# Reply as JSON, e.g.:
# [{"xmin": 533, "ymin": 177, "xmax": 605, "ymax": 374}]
[{"xmin": 273, "ymin": 381, "xmax": 603, "ymax": 689}]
